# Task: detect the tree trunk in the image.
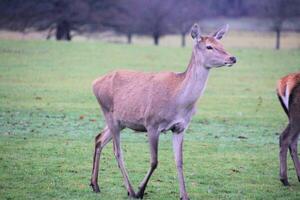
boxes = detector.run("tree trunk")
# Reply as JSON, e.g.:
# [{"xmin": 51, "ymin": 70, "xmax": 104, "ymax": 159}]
[
  {"xmin": 181, "ymin": 33, "xmax": 186, "ymax": 47},
  {"xmin": 127, "ymin": 33, "xmax": 132, "ymax": 44},
  {"xmin": 56, "ymin": 20, "xmax": 71, "ymax": 41},
  {"xmin": 46, "ymin": 26, "xmax": 55, "ymax": 40},
  {"xmin": 275, "ymin": 28, "xmax": 281, "ymax": 50},
  {"xmin": 153, "ymin": 34, "xmax": 159, "ymax": 46}
]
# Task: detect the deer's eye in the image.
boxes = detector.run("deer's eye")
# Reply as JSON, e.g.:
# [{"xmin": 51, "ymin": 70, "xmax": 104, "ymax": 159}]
[{"xmin": 206, "ymin": 45, "xmax": 213, "ymax": 50}]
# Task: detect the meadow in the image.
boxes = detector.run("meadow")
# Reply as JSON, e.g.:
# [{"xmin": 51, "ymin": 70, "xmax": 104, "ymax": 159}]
[{"xmin": 0, "ymin": 38, "xmax": 300, "ymax": 199}]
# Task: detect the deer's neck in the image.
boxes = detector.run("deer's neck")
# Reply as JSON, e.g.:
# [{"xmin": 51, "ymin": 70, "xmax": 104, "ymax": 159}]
[{"xmin": 178, "ymin": 48, "xmax": 210, "ymax": 106}]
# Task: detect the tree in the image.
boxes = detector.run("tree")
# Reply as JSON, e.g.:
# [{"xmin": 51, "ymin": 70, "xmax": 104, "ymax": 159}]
[
  {"xmin": 171, "ymin": 0, "xmax": 207, "ymax": 47},
  {"xmin": 0, "ymin": 0, "xmax": 91, "ymax": 41},
  {"xmin": 212, "ymin": 0, "xmax": 247, "ymax": 17},
  {"xmin": 135, "ymin": 0, "xmax": 173, "ymax": 45},
  {"xmin": 0, "ymin": 0, "xmax": 117, "ymax": 41},
  {"xmin": 106, "ymin": 0, "xmax": 140, "ymax": 44},
  {"xmin": 262, "ymin": 0, "xmax": 300, "ymax": 49}
]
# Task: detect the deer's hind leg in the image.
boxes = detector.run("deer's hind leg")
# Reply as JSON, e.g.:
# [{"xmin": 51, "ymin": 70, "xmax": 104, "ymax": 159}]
[
  {"xmin": 90, "ymin": 126, "xmax": 112, "ymax": 192},
  {"xmin": 289, "ymin": 132, "xmax": 300, "ymax": 182},
  {"xmin": 288, "ymin": 110, "xmax": 300, "ymax": 182},
  {"xmin": 279, "ymin": 124, "xmax": 291, "ymax": 186},
  {"xmin": 287, "ymin": 87, "xmax": 300, "ymax": 183}
]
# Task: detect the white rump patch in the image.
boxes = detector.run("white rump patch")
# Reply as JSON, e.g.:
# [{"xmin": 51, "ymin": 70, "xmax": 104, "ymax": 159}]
[{"xmin": 281, "ymin": 86, "xmax": 290, "ymax": 110}]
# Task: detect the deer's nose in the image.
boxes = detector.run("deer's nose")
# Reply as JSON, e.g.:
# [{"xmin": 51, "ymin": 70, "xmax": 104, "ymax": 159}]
[{"xmin": 229, "ymin": 56, "xmax": 237, "ymax": 63}]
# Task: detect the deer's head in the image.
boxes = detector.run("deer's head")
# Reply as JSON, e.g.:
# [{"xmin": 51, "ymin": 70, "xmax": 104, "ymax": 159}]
[{"xmin": 191, "ymin": 23, "xmax": 236, "ymax": 69}]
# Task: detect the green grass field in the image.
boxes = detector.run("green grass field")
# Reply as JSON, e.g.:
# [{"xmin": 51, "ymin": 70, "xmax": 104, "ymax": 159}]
[{"xmin": 0, "ymin": 39, "xmax": 300, "ymax": 200}]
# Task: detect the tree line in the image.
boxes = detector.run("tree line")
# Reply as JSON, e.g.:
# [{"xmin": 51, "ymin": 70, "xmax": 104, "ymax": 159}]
[{"xmin": 0, "ymin": 0, "xmax": 299, "ymax": 49}]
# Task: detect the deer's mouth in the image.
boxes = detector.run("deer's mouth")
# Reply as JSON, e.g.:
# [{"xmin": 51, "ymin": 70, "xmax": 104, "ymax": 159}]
[{"xmin": 224, "ymin": 62, "xmax": 234, "ymax": 67}]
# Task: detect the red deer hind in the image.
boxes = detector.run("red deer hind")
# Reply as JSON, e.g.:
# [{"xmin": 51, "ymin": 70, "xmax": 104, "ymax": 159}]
[
  {"xmin": 90, "ymin": 23, "xmax": 237, "ymax": 200},
  {"xmin": 277, "ymin": 72, "xmax": 300, "ymax": 186}
]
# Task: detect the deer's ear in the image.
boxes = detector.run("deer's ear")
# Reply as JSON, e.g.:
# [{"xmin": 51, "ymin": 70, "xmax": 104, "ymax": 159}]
[
  {"xmin": 191, "ymin": 23, "xmax": 201, "ymax": 40},
  {"xmin": 212, "ymin": 24, "xmax": 229, "ymax": 40}
]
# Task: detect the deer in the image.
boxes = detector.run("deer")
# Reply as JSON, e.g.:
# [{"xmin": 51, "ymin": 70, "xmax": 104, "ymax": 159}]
[
  {"xmin": 90, "ymin": 23, "xmax": 237, "ymax": 200},
  {"xmin": 277, "ymin": 72, "xmax": 300, "ymax": 186}
]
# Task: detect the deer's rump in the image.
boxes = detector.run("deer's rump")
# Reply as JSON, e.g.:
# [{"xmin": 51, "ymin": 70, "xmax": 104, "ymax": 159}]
[{"xmin": 277, "ymin": 73, "xmax": 300, "ymax": 115}]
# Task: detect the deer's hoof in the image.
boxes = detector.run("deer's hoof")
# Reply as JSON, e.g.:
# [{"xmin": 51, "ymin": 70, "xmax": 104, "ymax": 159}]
[
  {"xmin": 180, "ymin": 197, "xmax": 190, "ymax": 200},
  {"xmin": 136, "ymin": 186, "xmax": 146, "ymax": 199},
  {"xmin": 90, "ymin": 182, "xmax": 100, "ymax": 193},
  {"xmin": 280, "ymin": 178, "xmax": 290, "ymax": 186},
  {"xmin": 127, "ymin": 191, "xmax": 137, "ymax": 199},
  {"xmin": 136, "ymin": 191, "xmax": 145, "ymax": 199}
]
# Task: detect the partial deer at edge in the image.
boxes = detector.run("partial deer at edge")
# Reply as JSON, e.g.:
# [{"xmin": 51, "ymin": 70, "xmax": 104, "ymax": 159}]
[
  {"xmin": 277, "ymin": 72, "xmax": 300, "ymax": 186},
  {"xmin": 90, "ymin": 23, "xmax": 237, "ymax": 200}
]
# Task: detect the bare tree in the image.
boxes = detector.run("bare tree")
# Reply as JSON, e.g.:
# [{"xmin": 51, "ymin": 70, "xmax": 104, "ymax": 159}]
[
  {"xmin": 108, "ymin": 0, "xmax": 140, "ymax": 44},
  {"xmin": 263, "ymin": 0, "xmax": 300, "ymax": 49},
  {"xmin": 135, "ymin": 0, "xmax": 173, "ymax": 45},
  {"xmin": 0, "ymin": 0, "xmax": 91, "ymax": 41},
  {"xmin": 171, "ymin": 0, "xmax": 207, "ymax": 47},
  {"xmin": 212, "ymin": 0, "xmax": 248, "ymax": 17},
  {"xmin": 1, "ymin": 0, "xmax": 299, "ymax": 46},
  {"xmin": 0, "ymin": 0, "xmax": 118, "ymax": 41}
]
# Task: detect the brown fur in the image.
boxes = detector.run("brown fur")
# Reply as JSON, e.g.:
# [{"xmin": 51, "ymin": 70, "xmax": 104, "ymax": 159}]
[
  {"xmin": 277, "ymin": 72, "xmax": 300, "ymax": 99},
  {"xmin": 277, "ymin": 72, "xmax": 300, "ymax": 186},
  {"xmin": 203, "ymin": 36, "xmax": 227, "ymax": 54},
  {"xmin": 92, "ymin": 70, "xmax": 186, "ymax": 131}
]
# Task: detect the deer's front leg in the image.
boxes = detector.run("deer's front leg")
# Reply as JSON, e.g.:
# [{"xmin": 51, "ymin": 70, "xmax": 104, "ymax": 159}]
[
  {"xmin": 136, "ymin": 128, "xmax": 159, "ymax": 199},
  {"xmin": 173, "ymin": 131, "xmax": 189, "ymax": 200}
]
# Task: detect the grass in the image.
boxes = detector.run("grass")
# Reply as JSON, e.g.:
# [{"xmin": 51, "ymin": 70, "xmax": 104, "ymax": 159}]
[{"xmin": 0, "ymin": 39, "xmax": 300, "ymax": 200}]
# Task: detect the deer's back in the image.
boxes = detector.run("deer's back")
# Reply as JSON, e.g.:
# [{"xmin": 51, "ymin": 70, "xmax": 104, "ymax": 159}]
[{"xmin": 92, "ymin": 70, "xmax": 185, "ymax": 128}]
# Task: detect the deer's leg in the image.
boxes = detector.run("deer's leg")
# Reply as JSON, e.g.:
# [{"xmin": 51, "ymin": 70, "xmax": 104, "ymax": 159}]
[
  {"xmin": 173, "ymin": 131, "xmax": 189, "ymax": 200},
  {"xmin": 289, "ymin": 127, "xmax": 300, "ymax": 182},
  {"xmin": 279, "ymin": 124, "xmax": 291, "ymax": 186},
  {"xmin": 112, "ymin": 129, "xmax": 136, "ymax": 198},
  {"xmin": 90, "ymin": 126, "xmax": 112, "ymax": 192},
  {"xmin": 136, "ymin": 129, "xmax": 160, "ymax": 199}
]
